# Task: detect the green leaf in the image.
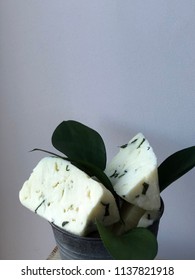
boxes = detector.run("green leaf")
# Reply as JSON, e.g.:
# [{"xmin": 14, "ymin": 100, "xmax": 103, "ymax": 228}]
[
  {"xmin": 158, "ymin": 146, "xmax": 195, "ymax": 192},
  {"xmin": 96, "ymin": 220, "xmax": 158, "ymax": 260},
  {"xmin": 30, "ymin": 148, "xmax": 66, "ymax": 159},
  {"xmin": 52, "ymin": 120, "xmax": 107, "ymax": 170}
]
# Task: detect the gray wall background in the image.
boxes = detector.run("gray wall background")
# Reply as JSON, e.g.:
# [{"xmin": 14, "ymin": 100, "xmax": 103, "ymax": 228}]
[{"xmin": 0, "ymin": 0, "xmax": 195, "ymax": 259}]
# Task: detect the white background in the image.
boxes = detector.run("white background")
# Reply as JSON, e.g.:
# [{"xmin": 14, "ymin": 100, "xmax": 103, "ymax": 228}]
[
  {"xmin": 0, "ymin": 260, "xmax": 195, "ymax": 279},
  {"xmin": 0, "ymin": 0, "xmax": 195, "ymax": 259}
]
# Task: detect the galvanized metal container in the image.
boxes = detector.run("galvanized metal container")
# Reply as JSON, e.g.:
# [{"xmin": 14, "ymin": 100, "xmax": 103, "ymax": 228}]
[{"xmin": 51, "ymin": 199, "xmax": 164, "ymax": 260}]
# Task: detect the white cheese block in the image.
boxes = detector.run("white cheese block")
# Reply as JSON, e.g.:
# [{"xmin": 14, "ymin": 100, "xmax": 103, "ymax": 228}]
[
  {"xmin": 137, "ymin": 209, "xmax": 160, "ymax": 228},
  {"xmin": 105, "ymin": 133, "xmax": 160, "ymax": 210},
  {"xmin": 113, "ymin": 202, "xmax": 146, "ymax": 236},
  {"xmin": 19, "ymin": 157, "xmax": 120, "ymax": 236}
]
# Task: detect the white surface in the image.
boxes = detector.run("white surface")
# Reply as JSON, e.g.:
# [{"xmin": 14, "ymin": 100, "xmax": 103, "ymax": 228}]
[{"xmin": 0, "ymin": 0, "xmax": 194, "ymax": 259}]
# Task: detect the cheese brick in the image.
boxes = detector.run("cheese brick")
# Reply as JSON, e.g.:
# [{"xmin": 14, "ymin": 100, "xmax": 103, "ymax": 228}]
[
  {"xmin": 19, "ymin": 157, "xmax": 120, "ymax": 236},
  {"xmin": 105, "ymin": 133, "xmax": 160, "ymax": 210}
]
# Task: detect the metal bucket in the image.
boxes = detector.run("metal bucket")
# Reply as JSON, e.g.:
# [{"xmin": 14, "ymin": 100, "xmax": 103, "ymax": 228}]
[{"xmin": 51, "ymin": 199, "xmax": 164, "ymax": 260}]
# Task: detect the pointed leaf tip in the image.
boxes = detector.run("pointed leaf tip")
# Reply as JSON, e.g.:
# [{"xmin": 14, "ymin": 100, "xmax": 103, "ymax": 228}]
[{"xmin": 158, "ymin": 146, "xmax": 195, "ymax": 192}]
